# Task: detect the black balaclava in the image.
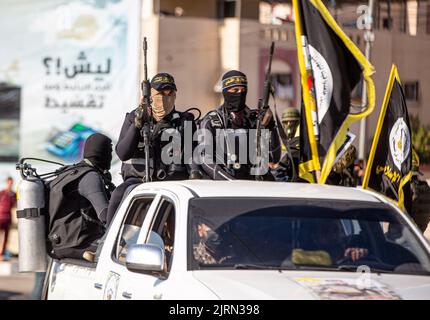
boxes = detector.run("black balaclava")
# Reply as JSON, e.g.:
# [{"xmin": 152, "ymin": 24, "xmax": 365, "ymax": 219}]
[
  {"xmin": 83, "ymin": 133, "xmax": 113, "ymax": 171},
  {"xmin": 221, "ymin": 70, "xmax": 247, "ymax": 113}
]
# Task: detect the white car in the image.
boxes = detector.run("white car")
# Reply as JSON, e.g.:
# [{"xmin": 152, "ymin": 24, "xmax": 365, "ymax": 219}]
[{"xmin": 45, "ymin": 181, "xmax": 430, "ymax": 300}]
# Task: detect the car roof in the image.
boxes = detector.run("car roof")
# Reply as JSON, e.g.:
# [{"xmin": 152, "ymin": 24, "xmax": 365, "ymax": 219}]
[{"xmin": 135, "ymin": 180, "xmax": 381, "ymax": 203}]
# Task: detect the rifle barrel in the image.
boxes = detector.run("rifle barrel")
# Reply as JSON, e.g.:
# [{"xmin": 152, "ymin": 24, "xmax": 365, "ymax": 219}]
[{"xmin": 255, "ymin": 42, "xmax": 275, "ymax": 180}]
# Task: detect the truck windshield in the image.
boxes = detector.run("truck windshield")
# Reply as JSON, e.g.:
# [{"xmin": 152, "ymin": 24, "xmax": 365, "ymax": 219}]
[{"xmin": 188, "ymin": 197, "xmax": 430, "ymax": 275}]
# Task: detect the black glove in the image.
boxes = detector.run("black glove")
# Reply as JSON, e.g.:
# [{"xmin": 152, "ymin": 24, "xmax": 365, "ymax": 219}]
[{"xmin": 134, "ymin": 105, "xmax": 145, "ymax": 129}]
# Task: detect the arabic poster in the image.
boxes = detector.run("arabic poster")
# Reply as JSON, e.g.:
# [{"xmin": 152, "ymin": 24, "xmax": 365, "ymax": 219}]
[
  {"xmin": 0, "ymin": 0, "xmax": 140, "ymax": 168},
  {"xmin": 294, "ymin": 277, "xmax": 401, "ymax": 300}
]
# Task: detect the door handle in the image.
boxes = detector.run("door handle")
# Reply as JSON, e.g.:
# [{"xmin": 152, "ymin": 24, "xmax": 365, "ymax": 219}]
[
  {"xmin": 122, "ymin": 291, "xmax": 132, "ymax": 299},
  {"xmin": 94, "ymin": 283, "xmax": 103, "ymax": 290}
]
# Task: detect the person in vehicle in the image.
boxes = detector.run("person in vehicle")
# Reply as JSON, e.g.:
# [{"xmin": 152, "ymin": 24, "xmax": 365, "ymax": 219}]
[
  {"xmin": 298, "ymin": 220, "xmax": 369, "ymax": 264},
  {"xmin": 193, "ymin": 222, "xmax": 234, "ymax": 265},
  {"xmin": 106, "ymin": 73, "xmax": 199, "ymax": 226},
  {"xmin": 47, "ymin": 133, "xmax": 114, "ymax": 262},
  {"xmin": 198, "ymin": 70, "xmax": 280, "ymax": 180}
]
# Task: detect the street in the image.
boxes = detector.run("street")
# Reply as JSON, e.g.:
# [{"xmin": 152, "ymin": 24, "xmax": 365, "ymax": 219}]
[
  {"xmin": 0, "ymin": 226, "xmax": 428, "ymax": 300},
  {"xmin": 0, "ymin": 272, "xmax": 34, "ymax": 300}
]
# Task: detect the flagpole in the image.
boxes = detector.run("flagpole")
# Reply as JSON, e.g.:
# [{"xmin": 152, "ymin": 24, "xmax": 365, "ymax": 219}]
[{"xmin": 358, "ymin": 0, "xmax": 375, "ymax": 161}]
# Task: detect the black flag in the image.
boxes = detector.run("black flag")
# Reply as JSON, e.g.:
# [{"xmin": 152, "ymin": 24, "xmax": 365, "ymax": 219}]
[
  {"xmin": 293, "ymin": 0, "xmax": 375, "ymax": 183},
  {"xmin": 363, "ymin": 65, "xmax": 413, "ymax": 211}
]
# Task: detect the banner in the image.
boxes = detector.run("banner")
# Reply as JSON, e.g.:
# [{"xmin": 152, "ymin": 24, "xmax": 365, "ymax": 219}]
[
  {"xmin": 0, "ymin": 0, "xmax": 140, "ymax": 166},
  {"xmin": 293, "ymin": 0, "xmax": 375, "ymax": 183},
  {"xmin": 362, "ymin": 65, "xmax": 413, "ymax": 211}
]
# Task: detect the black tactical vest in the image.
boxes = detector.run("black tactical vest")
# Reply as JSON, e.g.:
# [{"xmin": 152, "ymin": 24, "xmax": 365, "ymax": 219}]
[
  {"xmin": 206, "ymin": 108, "xmax": 257, "ymax": 179},
  {"xmin": 46, "ymin": 163, "xmax": 104, "ymax": 258},
  {"xmin": 121, "ymin": 111, "xmax": 193, "ymax": 181}
]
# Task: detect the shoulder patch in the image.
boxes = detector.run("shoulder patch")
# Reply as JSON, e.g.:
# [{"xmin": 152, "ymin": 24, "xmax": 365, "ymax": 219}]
[{"xmin": 208, "ymin": 112, "xmax": 223, "ymax": 129}]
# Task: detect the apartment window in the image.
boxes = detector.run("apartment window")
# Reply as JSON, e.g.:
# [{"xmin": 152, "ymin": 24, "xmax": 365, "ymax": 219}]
[
  {"xmin": 218, "ymin": 0, "xmax": 237, "ymax": 18},
  {"xmin": 271, "ymin": 73, "xmax": 294, "ymax": 101},
  {"xmin": 404, "ymin": 81, "xmax": 419, "ymax": 102},
  {"xmin": 382, "ymin": 17, "xmax": 392, "ymax": 30}
]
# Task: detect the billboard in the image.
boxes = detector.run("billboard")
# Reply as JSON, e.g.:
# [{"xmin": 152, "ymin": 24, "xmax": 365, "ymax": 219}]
[{"xmin": 0, "ymin": 0, "xmax": 140, "ymax": 166}]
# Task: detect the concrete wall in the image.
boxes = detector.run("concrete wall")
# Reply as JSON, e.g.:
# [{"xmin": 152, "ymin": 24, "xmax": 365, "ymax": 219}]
[
  {"xmin": 318, "ymin": 1, "xmax": 430, "ymax": 35},
  {"xmin": 240, "ymin": 21, "xmax": 299, "ymax": 113},
  {"xmin": 238, "ymin": 19, "xmax": 261, "ymax": 107},
  {"xmin": 158, "ymin": 16, "xmax": 221, "ymax": 114},
  {"xmin": 141, "ymin": 15, "xmax": 160, "ymax": 87},
  {"xmin": 141, "ymin": 5, "xmax": 430, "ymax": 157},
  {"xmin": 239, "ymin": 0, "xmax": 260, "ymax": 20},
  {"xmin": 220, "ymin": 18, "xmax": 241, "ymax": 72},
  {"xmin": 159, "ymin": 0, "xmax": 218, "ymax": 18},
  {"xmin": 345, "ymin": 28, "xmax": 430, "ymax": 157}
]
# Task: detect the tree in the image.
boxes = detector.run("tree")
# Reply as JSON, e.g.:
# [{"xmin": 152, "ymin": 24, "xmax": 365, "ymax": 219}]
[{"xmin": 410, "ymin": 114, "xmax": 430, "ymax": 164}]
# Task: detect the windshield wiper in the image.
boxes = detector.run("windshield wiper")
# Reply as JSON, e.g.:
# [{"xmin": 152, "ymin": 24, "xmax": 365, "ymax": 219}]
[{"xmin": 233, "ymin": 264, "xmax": 284, "ymax": 271}]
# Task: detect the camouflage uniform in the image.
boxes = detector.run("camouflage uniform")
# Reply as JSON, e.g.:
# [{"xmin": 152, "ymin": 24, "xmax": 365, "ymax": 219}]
[
  {"xmin": 193, "ymin": 240, "xmax": 233, "ymax": 265},
  {"xmin": 193, "ymin": 241, "xmax": 217, "ymax": 265},
  {"xmin": 328, "ymin": 145, "xmax": 357, "ymax": 187},
  {"xmin": 272, "ymin": 108, "xmax": 300, "ymax": 182}
]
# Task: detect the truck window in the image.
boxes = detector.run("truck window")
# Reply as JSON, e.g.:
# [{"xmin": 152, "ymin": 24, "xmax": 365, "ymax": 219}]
[
  {"xmin": 150, "ymin": 198, "xmax": 176, "ymax": 273},
  {"xmin": 114, "ymin": 196, "xmax": 155, "ymax": 264}
]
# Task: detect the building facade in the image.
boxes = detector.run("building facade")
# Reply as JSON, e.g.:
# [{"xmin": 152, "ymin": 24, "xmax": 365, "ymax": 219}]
[{"xmin": 140, "ymin": 0, "xmax": 430, "ymax": 157}]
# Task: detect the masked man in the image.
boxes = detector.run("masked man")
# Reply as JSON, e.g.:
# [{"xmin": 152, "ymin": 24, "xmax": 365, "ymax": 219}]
[
  {"xmin": 47, "ymin": 133, "xmax": 114, "ymax": 262},
  {"xmin": 107, "ymin": 73, "xmax": 198, "ymax": 226},
  {"xmin": 271, "ymin": 107, "xmax": 300, "ymax": 182},
  {"xmin": 198, "ymin": 70, "xmax": 280, "ymax": 180}
]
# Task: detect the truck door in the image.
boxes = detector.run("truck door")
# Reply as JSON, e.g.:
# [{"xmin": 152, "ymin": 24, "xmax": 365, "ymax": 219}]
[
  {"xmin": 92, "ymin": 194, "xmax": 159, "ymax": 300},
  {"xmin": 116, "ymin": 195, "xmax": 178, "ymax": 300}
]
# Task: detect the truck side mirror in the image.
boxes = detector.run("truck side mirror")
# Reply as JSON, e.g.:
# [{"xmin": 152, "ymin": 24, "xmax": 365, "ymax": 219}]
[{"xmin": 125, "ymin": 244, "xmax": 165, "ymax": 274}]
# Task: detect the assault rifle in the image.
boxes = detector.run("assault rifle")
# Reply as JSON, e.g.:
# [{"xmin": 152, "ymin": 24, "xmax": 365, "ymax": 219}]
[
  {"xmin": 255, "ymin": 42, "xmax": 275, "ymax": 180},
  {"xmin": 141, "ymin": 37, "xmax": 152, "ymax": 183}
]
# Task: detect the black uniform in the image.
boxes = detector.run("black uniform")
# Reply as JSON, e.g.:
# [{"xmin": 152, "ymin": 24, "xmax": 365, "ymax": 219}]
[
  {"xmin": 46, "ymin": 133, "xmax": 113, "ymax": 260},
  {"xmin": 199, "ymin": 105, "xmax": 280, "ymax": 180},
  {"xmin": 272, "ymin": 136, "xmax": 300, "ymax": 182},
  {"xmin": 47, "ymin": 162, "xmax": 111, "ymax": 260},
  {"xmin": 198, "ymin": 70, "xmax": 280, "ymax": 180},
  {"xmin": 106, "ymin": 108, "xmax": 197, "ymax": 225},
  {"xmin": 410, "ymin": 177, "xmax": 430, "ymax": 232}
]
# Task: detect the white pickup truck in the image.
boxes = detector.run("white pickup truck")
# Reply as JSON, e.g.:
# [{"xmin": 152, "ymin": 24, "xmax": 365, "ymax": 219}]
[{"xmin": 43, "ymin": 181, "xmax": 430, "ymax": 300}]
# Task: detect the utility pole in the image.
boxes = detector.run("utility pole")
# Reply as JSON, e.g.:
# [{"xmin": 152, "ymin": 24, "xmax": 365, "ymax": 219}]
[{"xmin": 358, "ymin": 0, "xmax": 375, "ymax": 161}]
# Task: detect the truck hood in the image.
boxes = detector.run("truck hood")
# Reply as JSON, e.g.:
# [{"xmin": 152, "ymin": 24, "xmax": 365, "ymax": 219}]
[{"xmin": 192, "ymin": 270, "xmax": 430, "ymax": 300}]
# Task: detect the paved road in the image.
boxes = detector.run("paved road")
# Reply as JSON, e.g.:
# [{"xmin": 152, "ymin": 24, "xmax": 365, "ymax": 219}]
[{"xmin": 0, "ymin": 272, "xmax": 34, "ymax": 300}]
